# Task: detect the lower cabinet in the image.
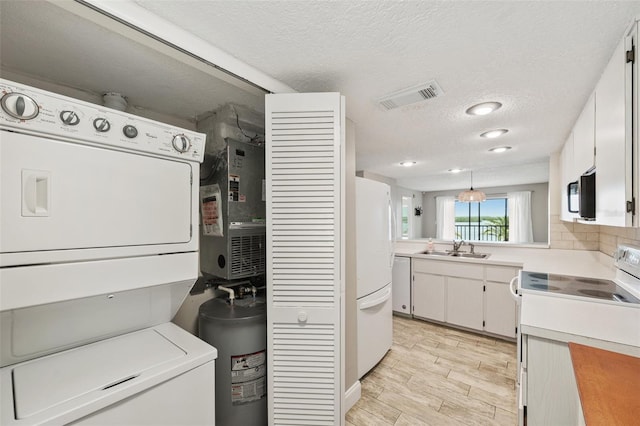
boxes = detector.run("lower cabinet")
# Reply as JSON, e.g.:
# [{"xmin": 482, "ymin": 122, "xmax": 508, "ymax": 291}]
[
  {"xmin": 446, "ymin": 277, "xmax": 484, "ymax": 331},
  {"xmin": 412, "ymin": 258, "xmax": 519, "ymax": 339},
  {"xmin": 412, "ymin": 273, "xmax": 445, "ymax": 321},
  {"xmin": 485, "ymin": 281, "xmax": 517, "ymax": 338},
  {"xmin": 526, "ymin": 336, "xmax": 580, "ymax": 426}
]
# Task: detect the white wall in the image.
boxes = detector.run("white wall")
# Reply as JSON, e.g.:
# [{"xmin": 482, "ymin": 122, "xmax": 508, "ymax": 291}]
[{"xmin": 355, "ymin": 171, "xmax": 423, "ymax": 239}]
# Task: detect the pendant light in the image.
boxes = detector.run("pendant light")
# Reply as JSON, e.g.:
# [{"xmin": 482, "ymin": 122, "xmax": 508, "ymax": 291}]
[{"xmin": 457, "ymin": 171, "xmax": 486, "ymax": 202}]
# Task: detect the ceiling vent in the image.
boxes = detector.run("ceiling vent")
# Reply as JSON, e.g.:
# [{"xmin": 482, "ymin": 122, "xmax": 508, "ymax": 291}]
[{"xmin": 378, "ymin": 80, "xmax": 444, "ymax": 110}]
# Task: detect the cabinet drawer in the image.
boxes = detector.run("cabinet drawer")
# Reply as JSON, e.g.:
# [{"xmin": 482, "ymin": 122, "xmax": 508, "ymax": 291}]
[
  {"xmin": 412, "ymin": 259, "xmax": 483, "ymax": 279},
  {"xmin": 486, "ymin": 265, "xmax": 520, "ymax": 283}
]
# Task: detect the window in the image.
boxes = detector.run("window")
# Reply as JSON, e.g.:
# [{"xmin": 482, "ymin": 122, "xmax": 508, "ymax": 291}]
[
  {"xmin": 401, "ymin": 196, "xmax": 412, "ymax": 239},
  {"xmin": 454, "ymin": 198, "xmax": 509, "ymax": 242}
]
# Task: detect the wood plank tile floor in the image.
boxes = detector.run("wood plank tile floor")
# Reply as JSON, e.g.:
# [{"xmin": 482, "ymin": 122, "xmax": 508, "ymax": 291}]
[{"xmin": 347, "ymin": 315, "xmax": 518, "ymax": 426}]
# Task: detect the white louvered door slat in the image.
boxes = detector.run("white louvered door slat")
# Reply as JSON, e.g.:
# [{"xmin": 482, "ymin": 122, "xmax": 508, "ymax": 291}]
[{"xmin": 266, "ymin": 93, "xmax": 345, "ymax": 426}]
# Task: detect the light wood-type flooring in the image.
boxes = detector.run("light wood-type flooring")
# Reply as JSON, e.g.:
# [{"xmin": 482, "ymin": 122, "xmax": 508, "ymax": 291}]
[{"xmin": 347, "ymin": 315, "xmax": 518, "ymax": 425}]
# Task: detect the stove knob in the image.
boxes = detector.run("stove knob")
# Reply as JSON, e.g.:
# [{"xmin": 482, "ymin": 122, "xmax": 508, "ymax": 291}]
[
  {"xmin": 60, "ymin": 110, "xmax": 80, "ymax": 126},
  {"xmin": 1, "ymin": 92, "xmax": 39, "ymax": 120},
  {"xmin": 93, "ymin": 117, "xmax": 111, "ymax": 133},
  {"xmin": 123, "ymin": 125, "xmax": 138, "ymax": 139},
  {"xmin": 172, "ymin": 134, "xmax": 191, "ymax": 153}
]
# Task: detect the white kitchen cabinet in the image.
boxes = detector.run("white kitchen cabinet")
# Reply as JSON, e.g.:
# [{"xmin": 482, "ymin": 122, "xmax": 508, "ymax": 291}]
[
  {"xmin": 560, "ymin": 132, "xmax": 579, "ymax": 222},
  {"xmin": 412, "ymin": 272, "xmax": 445, "ymax": 322},
  {"xmin": 446, "ymin": 277, "xmax": 483, "ymax": 331},
  {"xmin": 526, "ymin": 336, "xmax": 580, "ymax": 426},
  {"xmin": 484, "ymin": 266, "xmax": 518, "ymax": 338},
  {"xmin": 572, "ymin": 92, "xmax": 596, "ymax": 176},
  {"xmin": 594, "ymin": 27, "xmax": 634, "ymax": 226},
  {"xmin": 411, "ymin": 259, "xmax": 518, "ymax": 339},
  {"xmin": 485, "ymin": 281, "xmax": 517, "ymax": 338}
]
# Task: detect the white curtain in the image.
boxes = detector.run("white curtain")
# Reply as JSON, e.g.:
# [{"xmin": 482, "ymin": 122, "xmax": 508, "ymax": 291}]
[
  {"xmin": 436, "ymin": 196, "xmax": 456, "ymax": 240},
  {"xmin": 508, "ymin": 191, "xmax": 533, "ymax": 243}
]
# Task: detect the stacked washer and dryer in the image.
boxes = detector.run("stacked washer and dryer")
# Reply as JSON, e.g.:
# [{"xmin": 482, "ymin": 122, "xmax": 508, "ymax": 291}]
[{"xmin": 0, "ymin": 79, "xmax": 218, "ymax": 425}]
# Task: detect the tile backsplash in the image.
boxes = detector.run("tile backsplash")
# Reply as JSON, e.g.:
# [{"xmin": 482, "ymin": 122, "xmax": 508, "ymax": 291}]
[
  {"xmin": 550, "ymin": 215, "xmax": 600, "ymax": 250},
  {"xmin": 552, "ymin": 214, "xmax": 640, "ymax": 257},
  {"xmin": 599, "ymin": 225, "xmax": 640, "ymax": 257}
]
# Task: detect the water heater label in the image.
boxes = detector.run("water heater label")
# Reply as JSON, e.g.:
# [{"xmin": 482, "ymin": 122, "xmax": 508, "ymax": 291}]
[{"xmin": 231, "ymin": 350, "xmax": 266, "ymax": 405}]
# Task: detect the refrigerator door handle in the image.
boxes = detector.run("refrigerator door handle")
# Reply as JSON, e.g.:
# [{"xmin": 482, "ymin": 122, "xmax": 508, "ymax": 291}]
[
  {"xmin": 389, "ymin": 198, "xmax": 396, "ymax": 268},
  {"xmin": 360, "ymin": 287, "xmax": 392, "ymax": 310}
]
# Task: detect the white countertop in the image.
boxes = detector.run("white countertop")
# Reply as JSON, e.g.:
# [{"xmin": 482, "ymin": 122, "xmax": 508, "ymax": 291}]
[{"xmin": 394, "ymin": 240, "xmax": 615, "ymax": 279}]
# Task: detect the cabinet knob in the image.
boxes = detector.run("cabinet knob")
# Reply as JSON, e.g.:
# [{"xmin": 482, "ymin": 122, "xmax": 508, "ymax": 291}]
[{"xmin": 297, "ymin": 311, "xmax": 308, "ymax": 323}]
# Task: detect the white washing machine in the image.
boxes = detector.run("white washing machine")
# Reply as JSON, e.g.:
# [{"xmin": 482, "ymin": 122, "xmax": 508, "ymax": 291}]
[{"xmin": 0, "ymin": 79, "xmax": 217, "ymax": 425}]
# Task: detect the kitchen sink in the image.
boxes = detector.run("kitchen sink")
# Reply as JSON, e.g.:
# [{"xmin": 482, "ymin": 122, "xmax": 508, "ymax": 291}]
[
  {"xmin": 421, "ymin": 251, "xmax": 451, "ymax": 256},
  {"xmin": 421, "ymin": 250, "xmax": 490, "ymax": 259},
  {"xmin": 448, "ymin": 252, "xmax": 490, "ymax": 259}
]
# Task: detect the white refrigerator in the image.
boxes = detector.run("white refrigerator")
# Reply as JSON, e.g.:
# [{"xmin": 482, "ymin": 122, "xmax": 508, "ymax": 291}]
[{"xmin": 355, "ymin": 177, "xmax": 394, "ymax": 378}]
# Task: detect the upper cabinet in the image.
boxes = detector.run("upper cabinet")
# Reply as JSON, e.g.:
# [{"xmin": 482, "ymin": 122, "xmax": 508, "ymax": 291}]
[
  {"xmin": 560, "ymin": 132, "xmax": 579, "ymax": 222},
  {"xmin": 595, "ymin": 34, "xmax": 633, "ymax": 226},
  {"xmin": 572, "ymin": 93, "xmax": 596, "ymax": 176},
  {"xmin": 558, "ymin": 18, "xmax": 638, "ymax": 227}
]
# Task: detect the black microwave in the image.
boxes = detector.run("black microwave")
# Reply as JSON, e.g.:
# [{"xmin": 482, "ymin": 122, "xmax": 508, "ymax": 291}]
[
  {"xmin": 567, "ymin": 169, "xmax": 596, "ymax": 220},
  {"xmin": 579, "ymin": 170, "xmax": 596, "ymax": 220}
]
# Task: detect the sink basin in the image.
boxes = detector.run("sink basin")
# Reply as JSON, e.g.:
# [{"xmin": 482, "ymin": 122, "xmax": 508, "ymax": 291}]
[
  {"xmin": 421, "ymin": 251, "xmax": 451, "ymax": 256},
  {"xmin": 420, "ymin": 250, "xmax": 490, "ymax": 259},
  {"xmin": 449, "ymin": 252, "xmax": 490, "ymax": 259}
]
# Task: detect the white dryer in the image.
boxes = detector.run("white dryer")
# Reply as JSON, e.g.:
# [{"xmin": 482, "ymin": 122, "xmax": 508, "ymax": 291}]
[{"xmin": 0, "ymin": 79, "xmax": 217, "ymax": 425}]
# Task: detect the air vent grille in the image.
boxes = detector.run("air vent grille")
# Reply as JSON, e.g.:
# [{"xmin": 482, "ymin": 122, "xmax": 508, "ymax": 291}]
[
  {"xmin": 230, "ymin": 233, "xmax": 266, "ymax": 277},
  {"xmin": 378, "ymin": 80, "xmax": 444, "ymax": 110}
]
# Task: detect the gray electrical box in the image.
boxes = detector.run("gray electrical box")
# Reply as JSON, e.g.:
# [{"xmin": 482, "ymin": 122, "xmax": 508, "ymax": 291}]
[{"xmin": 199, "ymin": 138, "xmax": 266, "ymax": 280}]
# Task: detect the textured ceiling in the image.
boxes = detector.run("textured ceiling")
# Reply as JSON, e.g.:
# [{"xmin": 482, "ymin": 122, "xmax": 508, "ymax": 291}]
[
  {"xmin": 2, "ymin": 1, "xmax": 639, "ymax": 192},
  {"xmin": 0, "ymin": 1, "xmax": 266, "ymax": 126},
  {"xmin": 132, "ymin": 0, "xmax": 640, "ymax": 191}
]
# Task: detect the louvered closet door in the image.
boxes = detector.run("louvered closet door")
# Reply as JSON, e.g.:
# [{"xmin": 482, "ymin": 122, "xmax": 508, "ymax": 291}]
[{"xmin": 266, "ymin": 93, "xmax": 345, "ymax": 426}]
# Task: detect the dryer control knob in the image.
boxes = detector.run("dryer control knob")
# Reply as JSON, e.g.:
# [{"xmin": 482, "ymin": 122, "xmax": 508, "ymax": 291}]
[
  {"xmin": 60, "ymin": 110, "xmax": 80, "ymax": 126},
  {"xmin": 172, "ymin": 134, "xmax": 191, "ymax": 153},
  {"xmin": 93, "ymin": 117, "xmax": 111, "ymax": 133},
  {"xmin": 123, "ymin": 125, "xmax": 138, "ymax": 138},
  {"xmin": 1, "ymin": 93, "xmax": 39, "ymax": 120}
]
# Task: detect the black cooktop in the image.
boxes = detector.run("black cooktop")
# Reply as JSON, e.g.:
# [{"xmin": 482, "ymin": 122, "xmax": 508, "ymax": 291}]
[{"xmin": 520, "ymin": 271, "xmax": 640, "ymax": 304}]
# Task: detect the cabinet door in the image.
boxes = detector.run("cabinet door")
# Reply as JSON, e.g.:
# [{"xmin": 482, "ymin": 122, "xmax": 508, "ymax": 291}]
[
  {"xmin": 484, "ymin": 281, "xmax": 516, "ymax": 338},
  {"xmin": 412, "ymin": 273, "xmax": 445, "ymax": 322},
  {"xmin": 595, "ymin": 35, "xmax": 633, "ymax": 226},
  {"xmin": 573, "ymin": 92, "xmax": 595, "ymax": 175},
  {"xmin": 560, "ymin": 132, "xmax": 579, "ymax": 222},
  {"xmin": 527, "ymin": 337, "xmax": 580, "ymax": 426},
  {"xmin": 446, "ymin": 277, "xmax": 483, "ymax": 331}
]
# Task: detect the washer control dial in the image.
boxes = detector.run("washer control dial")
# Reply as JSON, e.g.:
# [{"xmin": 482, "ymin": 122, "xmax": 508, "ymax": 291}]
[
  {"xmin": 1, "ymin": 92, "xmax": 39, "ymax": 120},
  {"xmin": 60, "ymin": 110, "xmax": 80, "ymax": 126},
  {"xmin": 93, "ymin": 117, "xmax": 111, "ymax": 133},
  {"xmin": 123, "ymin": 125, "xmax": 138, "ymax": 139},
  {"xmin": 172, "ymin": 134, "xmax": 191, "ymax": 153}
]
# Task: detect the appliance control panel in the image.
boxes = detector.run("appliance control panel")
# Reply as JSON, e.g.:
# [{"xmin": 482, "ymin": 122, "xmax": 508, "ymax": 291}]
[{"xmin": 0, "ymin": 79, "xmax": 205, "ymax": 163}]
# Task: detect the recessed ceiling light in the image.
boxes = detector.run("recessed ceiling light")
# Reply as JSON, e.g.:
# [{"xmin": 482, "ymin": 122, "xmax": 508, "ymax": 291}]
[
  {"xmin": 489, "ymin": 146, "xmax": 512, "ymax": 153},
  {"xmin": 400, "ymin": 161, "xmax": 416, "ymax": 167},
  {"xmin": 480, "ymin": 129, "xmax": 509, "ymax": 139},
  {"xmin": 466, "ymin": 102, "xmax": 502, "ymax": 116},
  {"xmin": 448, "ymin": 168, "xmax": 463, "ymax": 173}
]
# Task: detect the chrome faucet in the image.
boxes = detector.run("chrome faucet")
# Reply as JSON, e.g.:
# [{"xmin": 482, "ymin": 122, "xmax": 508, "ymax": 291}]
[{"xmin": 452, "ymin": 239, "xmax": 465, "ymax": 253}]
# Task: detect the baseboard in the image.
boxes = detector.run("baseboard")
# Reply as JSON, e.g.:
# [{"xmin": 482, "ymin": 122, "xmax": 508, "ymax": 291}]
[{"xmin": 344, "ymin": 380, "xmax": 361, "ymax": 412}]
